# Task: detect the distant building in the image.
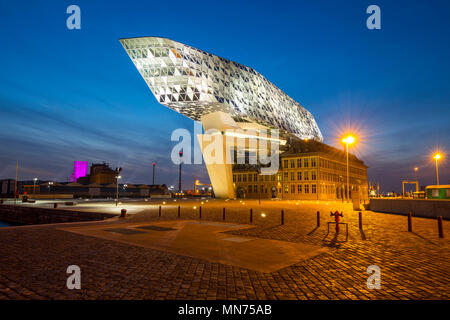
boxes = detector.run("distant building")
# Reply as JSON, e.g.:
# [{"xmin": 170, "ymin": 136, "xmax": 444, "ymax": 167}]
[
  {"xmin": 232, "ymin": 138, "xmax": 369, "ymax": 201},
  {"xmin": 70, "ymin": 161, "xmax": 89, "ymax": 182},
  {"xmin": 77, "ymin": 163, "xmax": 119, "ymax": 184}
]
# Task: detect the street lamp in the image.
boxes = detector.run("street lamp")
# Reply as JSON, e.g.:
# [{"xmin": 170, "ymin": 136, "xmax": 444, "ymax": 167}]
[
  {"xmin": 342, "ymin": 135, "xmax": 356, "ymax": 202},
  {"xmin": 152, "ymin": 162, "xmax": 156, "ymax": 185},
  {"xmin": 115, "ymin": 175, "xmax": 122, "ymax": 206},
  {"xmin": 33, "ymin": 178, "xmax": 38, "ymax": 197},
  {"xmin": 178, "ymin": 151, "xmax": 183, "ymax": 193},
  {"xmin": 433, "ymin": 153, "xmax": 442, "ymax": 185},
  {"xmin": 414, "ymin": 167, "xmax": 418, "ymax": 181}
]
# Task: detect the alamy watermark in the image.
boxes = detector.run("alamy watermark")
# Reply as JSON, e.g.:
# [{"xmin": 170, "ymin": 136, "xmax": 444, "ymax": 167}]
[{"xmin": 170, "ymin": 122, "xmax": 281, "ymax": 174}]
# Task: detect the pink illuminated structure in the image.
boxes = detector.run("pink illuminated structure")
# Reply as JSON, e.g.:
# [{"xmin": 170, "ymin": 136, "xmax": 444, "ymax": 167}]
[{"xmin": 70, "ymin": 161, "xmax": 89, "ymax": 182}]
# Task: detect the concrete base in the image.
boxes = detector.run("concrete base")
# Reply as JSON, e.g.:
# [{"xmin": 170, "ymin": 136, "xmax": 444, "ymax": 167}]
[{"xmin": 370, "ymin": 198, "xmax": 450, "ymax": 219}]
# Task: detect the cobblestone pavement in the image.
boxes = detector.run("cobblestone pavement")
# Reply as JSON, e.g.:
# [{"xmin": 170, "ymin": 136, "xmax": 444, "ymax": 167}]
[{"xmin": 0, "ymin": 199, "xmax": 449, "ymax": 300}]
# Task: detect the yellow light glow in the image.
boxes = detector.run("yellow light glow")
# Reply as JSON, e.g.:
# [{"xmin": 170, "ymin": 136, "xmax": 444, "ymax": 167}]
[
  {"xmin": 261, "ymin": 213, "xmax": 266, "ymax": 218},
  {"xmin": 342, "ymin": 135, "xmax": 355, "ymax": 145},
  {"xmin": 433, "ymin": 153, "xmax": 442, "ymax": 160}
]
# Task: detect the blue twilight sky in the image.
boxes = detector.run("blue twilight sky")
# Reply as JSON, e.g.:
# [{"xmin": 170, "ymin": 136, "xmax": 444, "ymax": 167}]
[{"xmin": 0, "ymin": 0, "xmax": 449, "ymax": 192}]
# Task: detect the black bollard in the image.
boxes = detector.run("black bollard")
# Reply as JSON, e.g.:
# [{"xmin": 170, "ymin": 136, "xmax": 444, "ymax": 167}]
[
  {"xmin": 316, "ymin": 211, "xmax": 320, "ymax": 227},
  {"xmin": 359, "ymin": 211, "xmax": 363, "ymax": 230},
  {"xmin": 250, "ymin": 208, "xmax": 253, "ymax": 223},
  {"xmin": 438, "ymin": 216, "xmax": 444, "ymax": 238},
  {"xmin": 159, "ymin": 205, "xmax": 161, "ymax": 218},
  {"xmin": 223, "ymin": 207, "xmax": 225, "ymax": 221},
  {"xmin": 178, "ymin": 205, "xmax": 180, "ymax": 219},
  {"xmin": 199, "ymin": 206, "xmax": 202, "ymax": 219},
  {"xmin": 408, "ymin": 212, "xmax": 412, "ymax": 232},
  {"xmin": 281, "ymin": 209, "xmax": 284, "ymax": 225}
]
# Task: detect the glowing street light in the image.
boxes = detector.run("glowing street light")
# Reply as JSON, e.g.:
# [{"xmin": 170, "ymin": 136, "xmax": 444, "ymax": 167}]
[
  {"xmin": 33, "ymin": 177, "xmax": 38, "ymax": 197},
  {"xmin": 115, "ymin": 175, "xmax": 122, "ymax": 206},
  {"xmin": 414, "ymin": 167, "xmax": 418, "ymax": 181},
  {"xmin": 341, "ymin": 135, "xmax": 356, "ymax": 202},
  {"xmin": 433, "ymin": 153, "xmax": 442, "ymax": 185}
]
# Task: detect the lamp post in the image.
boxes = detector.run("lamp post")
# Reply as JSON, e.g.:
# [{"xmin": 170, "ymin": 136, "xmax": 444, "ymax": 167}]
[
  {"xmin": 178, "ymin": 151, "xmax": 183, "ymax": 193},
  {"xmin": 33, "ymin": 178, "xmax": 38, "ymax": 197},
  {"xmin": 414, "ymin": 167, "xmax": 418, "ymax": 181},
  {"xmin": 115, "ymin": 175, "xmax": 122, "ymax": 206},
  {"xmin": 433, "ymin": 153, "xmax": 442, "ymax": 185},
  {"xmin": 152, "ymin": 162, "xmax": 156, "ymax": 185},
  {"xmin": 342, "ymin": 135, "xmax": 355, "ymax": 202}
]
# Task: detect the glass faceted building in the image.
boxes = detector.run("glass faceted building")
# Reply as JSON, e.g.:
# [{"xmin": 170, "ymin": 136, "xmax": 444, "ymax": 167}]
[{"xmin": 120, "ymin": 37, "xmax": 323, "ymax": 141}]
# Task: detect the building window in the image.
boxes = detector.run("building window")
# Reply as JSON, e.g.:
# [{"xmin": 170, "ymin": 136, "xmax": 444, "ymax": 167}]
[
  {"xmin": 297, "ymin": 171, "xmax": 301, "ymax": 180},
  {"xmin": 312, "ymin": 184, "xmax": 317, "ymax": 194},
  {"xmin": 284, "ymin": 172, "xmax": 288, "ymax": 181},
  {"xmin": 233, "ymin": 174, "xmax": 236, "ymax": 183},
  {"xmin": 297, "ymin": 158, "xmax": 302, "ymax": 168},
  {"xmin": 284, "ymin": 184, "xmax": 289, "ymax": 193},
  {"xmin": 304, "ymin": 171, "xmax": 309, "ymax": 181},
  {"xmin": 254, "ymin": 173, "xmax": 258, "ymax": 181},
  {"xmin": 311, "ymin": 157, "xmax": 317, "ymax": 167},
  {"xmin": 304, "ymin": 158, "xmax": 309, "ymax": 168},
  {"xmin": 291, "ymin": 184, "xmax": 295, "ymax": 193},
  {"xmin": 271, "ymin": 175, "xmax": 275, "ymax": 181},
  {"xmin": 290, "ymin": 159, "xmax": 295, "ymax": 168},
  {"xmin": 277, "ymin": 173, "xmax": 282, "ymax": 181},
  {"xmin": 311, "ymin": 171, "xmax": 316, "ymax": 180},
  {"xmin": 297, "ymin": 184, "xmax": 302, "ymax": 193},
  {"xmin": 248, "ymin": 185, "xmax": 252, "ymax": 193},
  {"xmin": 283, "ymin": 160, "xmax": 288, "ymax": 169},
  {"xmin": 238, "ymin": 174, "xmax": 242, "ymax": 182},
  {"xmin": 248, "ymin": 174, "xmax": 252, "ymax": 182},
  {"xmin": 243, "ymin": 174, "xmax": 247, "ymax": 182},
  {"xmin": 290, "ymin": 172, "xmax": 295, "ymax": 181},
  {"xmin": 304, "ymin": 184, "xmax": 309, "ymax": 193}
]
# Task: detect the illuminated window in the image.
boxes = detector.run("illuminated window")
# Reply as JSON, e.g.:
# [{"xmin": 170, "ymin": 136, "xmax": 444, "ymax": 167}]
[
  {"xmin": 312, "ymin": 184, "xmax": 316, "ymax": 194},
  {"xmin": 284, "ymin": 184, "xmax": 289, "ymax": 193},
  {"xmin": 291, "ymin": 184, "xmax": 295, "ymax": 193},
  {"xmin": 305, "ymin": 184, "xmax": 309, "ymax": 193},
  {"xmin": 304, "ymin": 158, "xmax": 309, "ymax": 168},
  {"xmin": 297, "ymin": 158, "xmax": 302, "ymax": 168},
  {"xmin": 311, "ymin": 158, "xmax": 316, "ymax": 167},
  {"xmin": 290, "ymin": 159, "xmax": 295, "ymax": 168},
  {"xmin": 311, "ymin": 171, "xmax": 316, "ymax": 180},
  {"xmin": 290, "ymin": 172, "xmax": 295, "ymax": 181},
  {"xmin": 297, "ymin": 171, "xmax": 302, "ymax": 180},
  {"xmin": 304, "ymin": 171, "xmax": 309, "ymax": 181},
  {"xmin": 284, "ymin": 172, "xmax": 289, "ymax": 180},
  {"xmin": 297, "ymin": 184, "xmax": 302, "ymax": 193}
]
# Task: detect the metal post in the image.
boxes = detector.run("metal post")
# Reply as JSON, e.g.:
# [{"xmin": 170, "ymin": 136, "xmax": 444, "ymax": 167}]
[
  {"xmin": 178, "ymin": 205, "xmax": 180, "ymax": 218},
  {"xmin": 159, "ymin": 205, "xmax": 161, "ymax": 218},
  {"xmin": 14, "ymin": 161, "xmax": 18, "ymax": 205},
  {"xmin": 199, "ymin": 206, "xmax": 202, "ymax": 219},
  {"xmin": 116, "ymin": 176, "xmax": 119, "ymax": 207},
  {"xmin": 178, "ymin": 151, "xmax": 183, "ymax": 192},
  {"xmin": 250, "ymin": 208, "xmax": 253, "ymax": 223},
  {"xmin": 152, "ymin": 162, "xmax": 156, "ymax": 185},
  {"xmin": 359, "ymin": 211, "xmax": 362, "ymax": 229},
  {"xmin": 316, "ymin": 211, "xmax": 320, "ymax": 227},
  {"xmin": 408, "ymin": 212, "xmax": 412, "ymax": 232},
  {"xmin": 346, "ymin": 142, "xmax": 350, "ymax": 202},
  {"xmin": 435, "ymin": 158, "xmax": 439, "ymax": 185},
  {"xmin": 281, "ymin": 209, "xmax": 284, "ymax": 225},
  {"xmin": 438, "ymin": 216, "xmax": 444, "ymax": 238},
  {"xmin": 223, "ymin": 207, "xmax": 225, "ymax": 221}
]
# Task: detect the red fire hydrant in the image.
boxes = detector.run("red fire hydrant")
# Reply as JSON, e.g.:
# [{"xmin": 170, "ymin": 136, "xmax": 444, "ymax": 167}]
[{"xmin": 330, "ymin": 211, "xmax": 343, "ymax": 233}]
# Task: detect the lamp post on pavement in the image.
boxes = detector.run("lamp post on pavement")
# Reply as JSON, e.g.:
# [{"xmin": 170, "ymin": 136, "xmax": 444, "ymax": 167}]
[
  {"xmin": 115, "ymin": 175, "xmax": 122, "ymax": 206},
  {"xmin": 433, "ymin": 153, "xmax": 442, "ymax": 185},
  {"xmin": 152, "ymin": 162, "xmax": 156, "ymax": 185},
  {"xmin": 33, "ymin": 178, "xmax": 38, "ymax": 197},
  {"xmin": 178, "ymin": 151, "xmax": 183, "ymax": 193},
  {"xmin": 342, "ymin": 135, "xmax": 355, "ymax": 202}
]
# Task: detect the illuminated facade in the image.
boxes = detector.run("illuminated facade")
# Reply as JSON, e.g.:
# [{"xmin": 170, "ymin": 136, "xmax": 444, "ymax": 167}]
[
  {"xmin": 120, "ymin": 37, "xmax": 322, "ymax": 141},
  {"xmin": 233, "ymin": 139, "xmax": 369, "ymax": 201},
  {"xmin": 121, "ymin": 37, "xmax": 325, "ymax": 198}
]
